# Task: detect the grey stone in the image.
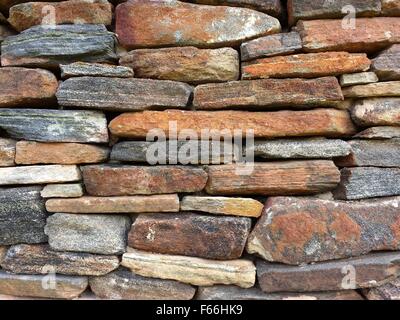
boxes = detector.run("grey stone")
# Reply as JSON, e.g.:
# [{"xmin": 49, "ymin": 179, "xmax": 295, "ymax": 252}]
[
  {"xmin": 372, "ymin": 44, "xmax": 400, "ymax": 81},
  {"xmin": 355, "ymin": 127, "xmax": 400, "ymax": 139},
  {"xmin": 60, "ymin": 62, "xmax": 134, "ymax": 79},
  {"xmin": 41, "ymin": 184, "xmax": 84, "ymax": 198},
  {"xmin": 339, "ymin": 72, "xmax": 379, "ymax": 87},
  {"xmin": 364, "ymin": 278, "xmax": 400, "ymax": 300}
]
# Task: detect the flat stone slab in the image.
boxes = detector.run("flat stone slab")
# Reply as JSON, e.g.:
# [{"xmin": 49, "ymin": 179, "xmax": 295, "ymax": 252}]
[
  {"xmin": 340, "ymin": 72, "xmax": 379, "ymax": 87},
  {"xmin": 180, "ymin": 196, "xmax": 263, "ymax": 217},
  {"xmin": 1, "ymin": 24, "xmax": 117, "ymax": 68},
  {"xmin": 257, "ymin": 252, "xmax": 400, "ymax": 292},
  {"xmin": 382, "ymin": 0, "xmax": 400, "ymax": 15},
  {"xmin": 247, "ymin": 196, "xmax": 400, "ymax": 265},
  {"xmin": 116, "ymin": 0, "xmax": 281, "ymax": 48},
  {"xmin": 122, "ymin": 248, "xmax": 256, "ymax": 288},
  {"xmin": 57, "ymin": 77, "xmax": 192, "ymax": 111},
  {"xmin": 82, "ymin": 165, "xmax": 208, "ymax": 196},
  {"xmin": 343, "ymin": 81, "xmax": 400, "ymax": 98},
  {"xmin": 45, "ymin": 195, "xmax": 180, "ymax": 213},
  {"xmin": 0, "ymin": 138, "xmax": 15, "ymax": 167},
  {"xmin": 1, "ymin": 244, "xmax": 119, "ymax": 276},
  {"xmin": 45, "ymin": 213, "xmax": 131, "ymax": 255},
  {"xmin": 89, "ymin": 269, "xmax": 196, "ymax": 300},
  {"xmin": 41, "ymin": 184, "xmax": 84, "ymax": 198},
  {"xmin": 0, "ymin": 186, "xmax": 47, "ymax": 245},
  {"xmin": 372, "ymin": 44, "xmax": 400, "ymax": 81},
  {"xmin": 60, "ymin": 62, "xmax": 134, "ymax": 79},
  {"xmin": 355, "ymin": 126, "xmax": 400, "ymax": 139},
  {"xmin": 206, "ymin": 161, "xmax": 340, "ymax": 196},
  {"xmin": 351, "ymin": 98, "xmax": 400, "ymax": 127},
  {"xmin": 364, "ymin": 278, "xmax": 400, "ymax": 300},
  {"xmin": 0, "ymin": 109, "xmax": 108, "ymax": 143},
  {"xmin": 334, "ymin": 167, "xmax": 400, "ymax": 200},
  {"xmin": 192, "ymin": 0, "xmax": 282, "ymax": 16},
  {"xmin": 128, "ymin": 213, "xmax": 251, "ymax": 259}
]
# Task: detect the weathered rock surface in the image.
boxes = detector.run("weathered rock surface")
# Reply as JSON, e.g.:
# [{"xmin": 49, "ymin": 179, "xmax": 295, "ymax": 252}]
[
  {"xmin": 90, "ymin": 269, "xmax": 196, "ymax": 300},
  {"xmin": 193, "ymin": 77, "xmax": 343, "ymax": 109},
  {"xmin": 1, "ymin": 24, "xmax": 117, "ymax": 68},
  {"xmin": 343, "ymin": 82, "xmax": 400, "ymax": 98},
  {"xmin": 0, "ymin": 246, "xmax": 7, "ymax": 264},
  {"xmin": 335, "ymin": 140, "xmax": 400, "ymax": 167},
  {"xmin": 0, "ymin": 109, "xmax": 108, "ymax": 143},
  {"xmin": 340, "ymin": 72, "xmax": 378, "ymax": 87},
  {"xmin": 0, "ymin": 165, "xmax": 81, "ymax": 185},
  {"xmin": 41, "ymin": 184, "xmax": 84, "ymax": 198},
  {"xmin": 0, "ymin": 138, "xmax": 15, "ymax": 167},
  {"xmin": 0, "ymin": 67, "xmax": 58, "ymax": 107},
  {"xmin": 240, "ymin": 32, "xmax": 302, "ymax": 61},
  {"xmin": 180, "ymin": 196, "xmax": 263, "ymax": 217},
  {"xmin": 57, "ymin": 77, "xmax": 192, "ymax": 111},
  {"xmin": 372, "ymin": 45, "xmax": 400, "ymax": 81},
  {"xmin": 0, "ymin": 187, "xmax": 47, "ymax": 245},
  {"xmin": 0, "ymin": 25, "xmax": 15, "ymax": 43},
  {"xmin": 298, "ymin": 18, "xmax": 400, "ymax": 53},
  {"xmin": 60, "ymin": 62, "xmax": 134, "ymax": 79},
  {"xmin": 109, "ymin": 109, "xmax": 356, "ymax": 139},
  {"xmin": 45, "ymin": 213, "xmax": 131, "ymax": 255},
  {"xmin": 382, "ymin": 0, "xmax": 400, "ymax": 16},
  {"xmin": 355, "ymin": 126, "xmax": 400, "ymax": 139},
  {"xmin": 46, "ymin": 195, "xmax": 180, "ymax": 213},
  {"xmin": 257, "ymin": 252, "xmax": 400, "ymax": 292},
  {"xmin": 1, "ymin": 244, "xmax": 119, "ymax": 276},
  {"xmin": 129, "ymin": 213, "xmax": 251, "ymax": 259},
  {"xmin": 8, "ymin": 0, "xmax": 113, "ymax": 31},
  {"xmin": 82, "ymin": 165, "xmax": 208, "ymax": 196},
  {"xmin": 247, "ymin": 196, "xmax": 400, "ymax": 265},
  {"xmin": 116, "ymin": 0, "xmax": 281, "ymax": 49},
  {"xmin": 247, "ymin": 138, "xmax": 351, "ymax": 159},
  {"xmin": 192, "ymin": 0, "xmax": 282, "ymax": 16},
  {"xmin": 351, "ymin": 98, "xmax": 400, "ymax": 127},
  {"xmin": 120, "ymin": 47, "xmax": 239, "ymax": 84},
  {"xmin": 196, "ymin": 285, "xmax": 363, "ymax": 300},
  {"xmin": 206, "ymin": 161, "xmax": 340, "ymax": 196},
  {"xmin": 334, "ymin": 167, "xmax": 400, "ymax": 199},
  {"xmin": 242, "ymin": 52, "xmax": 370, "ymax": 79},
  {"xmin": 288, "ymin": 0, "xmax": 381, "ymax": 25},
  {"xmin": 15, "ymin": 141, "xmax": 109, "ymax": 165},
  {"xmin": 0, "ymin": 271, "xmax": 88, "ymax": 299},
  {"xmin": 122, "ymin": 249, "xmax": 256, "ymax": 288},
  {"xmin": 364, "ymin": 278, "xmax": 400, "ymax": 300}
]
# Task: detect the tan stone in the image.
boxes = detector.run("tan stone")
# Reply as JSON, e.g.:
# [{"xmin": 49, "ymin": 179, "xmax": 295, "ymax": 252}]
[
  {"xmin": 382, "ymin": 0, "xmax": 400, "ymax": 16},
  {"xmin": 340, "ymin": 72, "xmax": 378, "ymax": 87},
  {"xmin": 343, "ymin": 81, "xmax": 400, "ymax": 98},
  {"xmin": 41, "ymin": 184, "xmax": 83, "ymax": 198},
  {"xmin": 0, "ymin": 138, "xmax": 15, "ymax": 167},
  {"xmin": 351, "ymin": 98, "xmax": 400, "ymax": 126}
]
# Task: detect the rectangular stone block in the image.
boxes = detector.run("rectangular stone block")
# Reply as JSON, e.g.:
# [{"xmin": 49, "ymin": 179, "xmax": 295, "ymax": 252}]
[
  {"xmin": 339, "ymin": 72, "xmax": 378, "ymax": 87},
  {"xmin": 41, "ymin": 184, "xmax": 83, "ymax": 198},
  {"xmin": 343, "ymin": 81, "xmax": 400, "ymax": 98},
  {"xmin": 351, "ymin": 98, "xmax": 400, "ymax": 127},
  {"xmin": 193, "ymin": 0, "xmax": 282, "ymax": 16},
  {"xmin": 60, "ymin": 62, "xmax": 134, "ymax": 79},
  {"xmin": 372, "ymin": 44, "xmax": 400, "ymax": 81}
]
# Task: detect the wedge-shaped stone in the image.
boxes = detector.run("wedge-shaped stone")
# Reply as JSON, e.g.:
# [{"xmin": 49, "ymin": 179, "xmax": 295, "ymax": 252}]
[
  {"xmin": 82, "ymin": 165, "xmax": 208, "ymax": 196},
  {"xmin": 45, "ymin": 213, "xmax": 131, "ymax": 255},
  {"xmin": 336, "ymin": 140, "xmax": 400, "ymax": 167},
  {"xmin": 60, "ymin": 62, "xmax": 134, "ymax": 79},
  {"xmin": 247, "ymin": 196, "xmax": 400, "ymax": 265},
  {"xmin": 383, "ymin": 0, "xmax": 400, "ymax": 15},
  {"xmin": 8, "ymin": 0, "xmax": 112, "ymax": 31},
  {"xmin": 57, "ymin": 77, "xmax": 192, "ymax": 111},
  {"xmin": 343, "ymin": 82, "xmax": 400, "ymax": 98},
  {"xmin": 0, "ymin": 271, "xmax": 87, "ymax": 299},
  {"xmin": 364, "ymin": 278, "xmax": 400, "ymax": 300},
  {"xmin": 109, "ymin": 109, "xmax": 356, "ymax": 139},
  {"xmin": 0, "ymin": 67, "xmax": 58, "ymax": 107},
  {"xmin": 1, "ymin": 244, "xmax": 119, "ymax": 276},
  {"xmin": 180, "ymin": 196, "xmax": 263, "ymax": 217},
  {"xmin": 288, "ymin": 0, "xmax": 381, "ymax": 25},
  {"xmin": 0, "ymin": 165, "xmax": 81, "ymax": 185},
  {"xmin": 192, "ymin": 0, "xmax": 282, "ymax": 15},
  {"xmin": 351, "ymin": 98, "xmax": 400, "ymax": 127},
  {"xmin": 116, "ymin": 0, "xmax": 281, "ymax": 49},
  {"xmin": 194, "ymin": 77, "xmax": 343, "ymax": 109},
  {"xmin": 298, "ymin": 18, "xmax": 400, "ymax": 53},
  {"xmin": 122, "ymin": 248, "xmax": 256, "ymax": 288},
  {"xmin": 196, "ymin": 285, "xmax": 363, "ymax": 300},
  {"xmin": 247, "ymin": 138, "xmax": 351, "ymax": 160},
  {"xmin": 240, "ymin": 32, "xmax": 302, "ymax": 61},
  {"xmin": 0, "ymin": 187, "xmax": 47, "ymax": 245},
  {"xmin": 120, "ymin": 47, "xmax": 239, "ymax": 84},
  {"xmin": 15, "ymin": 141, "xmax": 109, "ymax": 165},
  {"xmin": 334, "ymin": 167, "xmax": 400, "ymax": 200},
  {"xmin": 1, "ymin": 24, "xmax": 117, "ymax": 68},
  {"xmin": 340, "ymin": 72, "xmax": 378, "ymax": 87},
  {"xmin": 41, "ymin": 184, "xmax": 83, "ymax": 198},
  {"xmin": 206, "ymin": 161, "xmax": 340, "ymax": 196},
  {"xmin": 372, "ymin": 45, "xmax": 400, "ymax": 81},
  {"xmin": 257, "ymin": 252, "xmax": 400, "ymax": 292},
  {"xmin": 90, "ymin": 269, "xmax": 196, "ymax": 300},
  {"xmin": 129, "ymin": 213, "xmax": 251, "ymax": 260},
  {"xmin": 0, "ymin": 138, "xmax": 15, "ymax": 167},
  {"xmin": 355, "ymin": 126, "xmax": 400, "ymax": 139},
  {"xmin": 46, "ymin": 195, "xmax": 180, "ymax": 213},
  {"xmin": 242, "ymin": 52, "xmax": 370, "ymax": 79},
  {"xmin": 0, "ymin": 109, "xmax": 108, "ymax": 143}
]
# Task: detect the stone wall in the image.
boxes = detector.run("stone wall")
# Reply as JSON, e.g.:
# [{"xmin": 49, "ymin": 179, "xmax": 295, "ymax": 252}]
[{"xmin": 0, "ymin": 0, "xmax": 399, "ymax": 300}]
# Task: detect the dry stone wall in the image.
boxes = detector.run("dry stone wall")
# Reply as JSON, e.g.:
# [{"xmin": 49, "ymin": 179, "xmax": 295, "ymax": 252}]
[{"xmin": 0, "ymin": 0, "xmax": 399, "ymax": 300}]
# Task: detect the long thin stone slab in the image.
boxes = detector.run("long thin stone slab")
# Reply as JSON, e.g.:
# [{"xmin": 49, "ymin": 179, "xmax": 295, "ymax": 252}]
[
  {"xmin": 122, "ymin": 248, "xmax": 256, "ymax": 288},
  {"xmin": 56, "ymin": 77, "xmax": 193, "ymax": 111},
  {"xmin": 0, "ymin": 109, "xmax": 108, "ymax": 143},
  {"xmin": 343, "ymin": 81, "xmax": 400, "ymax": 98},
  {"xmin": 60, "ymin": 62, "xmax": 134, "ymax": 79},
  {"xmin": 41, "ymin": 184, "xmax": 83, "ymax": 198},
  {"xmin": 339, "ymin": 72, "xmax": 378, "ymax": 87},
  {"xmin": 351, "ymin": 98, "xmax": 400, "ymax": 127},
  {"xmin": 355, "ymin": 127, "xmax": 400, "ymax": 139},
  {"xmin": 192, "ymin": 0, "xmax": 282, "ymax": 16}
]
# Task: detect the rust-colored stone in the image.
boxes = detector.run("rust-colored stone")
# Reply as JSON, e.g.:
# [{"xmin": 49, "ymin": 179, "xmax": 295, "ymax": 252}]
[
  {"xmin": 192, "ymin": 0, "xmax": 282, "ymax": 16},
  {"xmin": 382, "ymin": 0, "xmax": 400, "ymax": 16}
]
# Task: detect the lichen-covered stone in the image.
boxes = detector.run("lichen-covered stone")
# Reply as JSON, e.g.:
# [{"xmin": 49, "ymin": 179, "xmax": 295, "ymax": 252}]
[
  {"xmin": 372, "ymin": 45, "xmax": 400, "ymax": 81},
  {"xmin": 41, "ymin": 184, "xmax": 84, "ymax": 198},
  {"xmin": 340, "ymin": 72, "xmax": 378, "ymax": 87},
  {"xmin": 0, "ymin": 138, "xmax": 15, "ymax": 167},
  {"xmin": 351, "ymin": 98, "xmax": 400, "ymax": 127},
  {"xmin": 60, "ymin": 62, "xmax": 134, "ymax": 79},
  {"xmin": 343, "ymin": 81, "xmax": 400, "ymax": 98}
]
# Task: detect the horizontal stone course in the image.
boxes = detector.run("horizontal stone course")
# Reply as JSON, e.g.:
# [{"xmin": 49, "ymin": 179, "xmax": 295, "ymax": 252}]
[
  {"xmin": 60, "ymin": 62, "xmax": 134, "ymax": 79},
  {"xmin": 41, "ymin": 184, "xmax": 84, "ymax": 198}
]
